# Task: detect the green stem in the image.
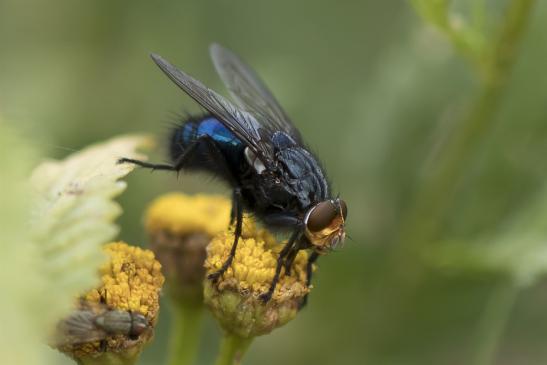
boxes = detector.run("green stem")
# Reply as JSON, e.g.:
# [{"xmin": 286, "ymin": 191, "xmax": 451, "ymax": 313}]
[
  {"xmin": 472, "ymin": 282, "xmax": 520, "ymax": 365},
  {"xmin": 398, "ymin": 0, "xmax": 536, "ymax": 264},
  {"xmin": 213, "ymin": 334, "xmax": 253, "ymax": 365},
  {"xmin": 167, "ymin": 302, "xmax": 204, "ymax": 365}
]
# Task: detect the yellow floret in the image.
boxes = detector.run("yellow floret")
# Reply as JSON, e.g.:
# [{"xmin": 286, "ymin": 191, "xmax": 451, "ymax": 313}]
[
  {"xmin": 204, "ymin": 225, "xmax": 312, "ymax": 338},
  {"xmin": 84, "ymin": 242, "xmax": 165, "ymax": 320},
  {"xmin": 205, "ymin": 233, "xmax": 310, "ymax": 303}
]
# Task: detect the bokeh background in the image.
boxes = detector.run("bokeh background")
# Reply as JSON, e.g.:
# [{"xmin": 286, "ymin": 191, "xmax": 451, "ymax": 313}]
[{"xmin": 2, "ymin": 0, "xmax": 547, "ymax": 364}]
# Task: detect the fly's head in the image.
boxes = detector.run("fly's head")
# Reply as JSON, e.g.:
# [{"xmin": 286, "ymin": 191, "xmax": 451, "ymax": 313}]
[{"xmin": 304, "ymin": 198, "xmax": 347, "ymax": 253}]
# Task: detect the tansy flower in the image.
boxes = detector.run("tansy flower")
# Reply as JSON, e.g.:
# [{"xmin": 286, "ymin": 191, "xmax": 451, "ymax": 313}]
[
  {"xmin": 204, "ymin": 229, "xmax": 312, "ymax": 338},
  {"xmin": 145, "ymin": 193, "xmax": 231, "ymax": 303}
]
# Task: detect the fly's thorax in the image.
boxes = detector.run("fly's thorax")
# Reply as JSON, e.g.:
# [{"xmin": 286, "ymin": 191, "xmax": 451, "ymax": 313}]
[
  {"xmin": 94, "ymin": 310, "xmax": 149, "ymax": 337},
  {"xmin": 95, "ymin": 310, "xmax": 133, "ymax": 334},
  {"xmin": 304, "ymin": 198, "xmax": 347, "ymax": 252},
  {"xmin": 248, "ymin": 171, "xmax": 295, "ymax": 212},
  {"xmin": 275, "ymin": 146, "xmax": 329, "ymax": 207}
]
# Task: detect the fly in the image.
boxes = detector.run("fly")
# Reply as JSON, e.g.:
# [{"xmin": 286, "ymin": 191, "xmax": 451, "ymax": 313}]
[
  {"xmin": 119, "ymin": 44, "xmax": 348, "ymax": 304},
  {"xmin": 55, "ymin": 303, "xmax": 150, "ymax": 348}
]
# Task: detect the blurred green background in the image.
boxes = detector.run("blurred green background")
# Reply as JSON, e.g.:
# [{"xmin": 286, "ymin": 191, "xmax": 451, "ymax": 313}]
[{"xmin": 2, "ymin": 0, "xmax": 547, "ymax": 364}]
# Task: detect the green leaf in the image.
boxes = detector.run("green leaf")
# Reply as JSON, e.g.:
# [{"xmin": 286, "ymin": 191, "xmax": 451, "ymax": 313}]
[{"xmin": 30, "ymin": 134, "xmax": 151, "ymax": 322}]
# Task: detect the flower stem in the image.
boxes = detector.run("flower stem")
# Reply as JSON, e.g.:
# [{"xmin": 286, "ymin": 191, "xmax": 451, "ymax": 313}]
[
  {"xmin": 398, "ymin": 0, "xmax": 536, "ymax": 265},
  {"xmin": 213, "ymin": 334, "xmax": 253, "ymax": 365},
  {"xmin": 167, "ymin": 301, "xmax": 204, "ymax": 365},
  {"xmin": 471, "ymin": 282, "xmax": 519, "ymax": 365}
]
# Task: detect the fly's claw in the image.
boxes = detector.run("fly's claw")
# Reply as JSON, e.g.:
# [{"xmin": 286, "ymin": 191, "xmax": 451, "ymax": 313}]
[
  {"xmin": 258, "ymin": 291, "xmax": 273, "ymax": 303},
  {"xmin": 207, "ymin": 270, "xmax": 223, "ymax": 283}
]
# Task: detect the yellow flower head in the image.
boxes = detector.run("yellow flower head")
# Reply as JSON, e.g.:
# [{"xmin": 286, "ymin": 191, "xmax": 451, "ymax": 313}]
[
  {"xmin": 57, "ymin": 241, "xmax": 165, "ymax": 359},
  {"xmin": 85, "ymin": 242, "xmax": 164, "ymax": 316},
  {"xmin": 144, "ymin": 192, "xmax": 272, "ymax": 304},
  {"xmin": 145, "ymin": 193, "xmax": 231, "ymax": 237},
  {"xmin": 204, "ymin": 228, "xmax": 312, "ymax": 338},
  {"xmin": 145, "ymin": 193, "xmax": 229, "ymax": 304},
  {"xmin": 145, "ymin": 192, "xmax": 269, "ymax": 240}
]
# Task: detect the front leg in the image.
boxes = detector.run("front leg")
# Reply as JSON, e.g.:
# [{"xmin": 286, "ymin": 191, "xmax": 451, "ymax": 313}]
[
  {"xmin": 262, "ymin": 213, "xmax": 302, "ymax": 277},
  {"xmin": 259, "ymin": 226, "xmax": 304, "ymax": 303},
  {"xmin": 299, "ymin": 251, "xmax": 319, "ymax": 309},
  {"xmin": 283, "ymin": 245, "xmax": 299, "ymax": 276}
]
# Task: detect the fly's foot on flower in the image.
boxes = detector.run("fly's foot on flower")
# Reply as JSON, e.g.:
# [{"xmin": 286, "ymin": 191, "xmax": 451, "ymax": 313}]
[
  {"xmin": 258, "ymin": 291, "xmax": 274, "ymax": 303},
  {"xmin": 207, "ymin": 270, "xmax": 224, "ymax": 282}
]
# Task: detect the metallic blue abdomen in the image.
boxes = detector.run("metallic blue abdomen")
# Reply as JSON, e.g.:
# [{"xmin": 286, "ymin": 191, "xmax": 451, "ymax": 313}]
[
  {"xmin": 186, "ymin": 117, "xmax": 241, "ymax": 147},
  {"xmin": 170, "ymin": 116, "xmax": 245, "ymax": 175}
]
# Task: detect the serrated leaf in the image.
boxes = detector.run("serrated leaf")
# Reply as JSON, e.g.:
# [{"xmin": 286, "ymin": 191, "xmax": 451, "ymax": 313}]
[{"xmin": 30, "ymin": 135, "xmax": 151, "ymax": 323}]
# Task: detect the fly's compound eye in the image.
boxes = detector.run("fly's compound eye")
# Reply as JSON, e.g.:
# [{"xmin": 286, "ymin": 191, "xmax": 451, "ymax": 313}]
[
  {"xmin": 130, "ymin": 314, "xmax": 149, "ymax": 337},
  {"xmin": 306, "ymin": 200, "xmax": 338, "ymax": 232}
]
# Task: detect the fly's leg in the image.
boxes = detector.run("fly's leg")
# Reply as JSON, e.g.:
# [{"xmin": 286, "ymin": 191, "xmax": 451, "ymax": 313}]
[
  {"xmin": 99, "ymin": 340, "xmax": 107, "ymax": 353},
  {"xmin": 207, "ymin": 187, "xmax": 243, "ymax": 282},
  {"xmin": 299, "ymin": 251, "xmax": 319, "ymax": 309},
  {"xmin": 120, "ymin": 136, "xmax": 242, "ymax": 282},
  {"xmin": 118, "ymin": 136, "xmax": 237, "ymax": 183},
  {"xmin": 283, "ymin": 247, "xmax": 299, "ymax": 276},
  {"xmin": 262, "ymin": 212, "xmax": 301, "ymax": 276},
  {"xmin": 259, "ymin": 227, "xmax": 303, "ymax": 303},
  {"xmin": 116, "ymin": 158, "xmax": 175, "ymax": 171},
  {"xmin": 229, "ymin": 189, "xmax": 238, "ymax": 225},
  {"xmin": 117, "ymin": 139, "xmax": 203, "ymax": 171}
]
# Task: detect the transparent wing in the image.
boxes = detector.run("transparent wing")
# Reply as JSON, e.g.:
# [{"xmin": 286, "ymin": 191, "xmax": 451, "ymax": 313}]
[
  {"xmin": 210, "ymin": 43, "xmax": 302, "ymax": 143},
  {"xmin": 56, "ymin": 310, "xmax": 106, "ymax": 345},
  {"xmin": 210, "ymin": 44, "xmax": 301, "ymax": 142},
  {"xmin": 150, "ymin": 53, "xmax": 276, "ymax": 167}
]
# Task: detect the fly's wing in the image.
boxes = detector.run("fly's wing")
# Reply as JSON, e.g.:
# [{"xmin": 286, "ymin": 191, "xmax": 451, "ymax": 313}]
[
  {"xmin": 150, "ymin": 54, "xmax": 276, "ymax": 168},
  {"xmin": 55, "ymin": 310, "xmax": 106, "ymax": 345},
  {"xmin": 209, "ymin": 43, "xmax": 302, "ymax": 143}
]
